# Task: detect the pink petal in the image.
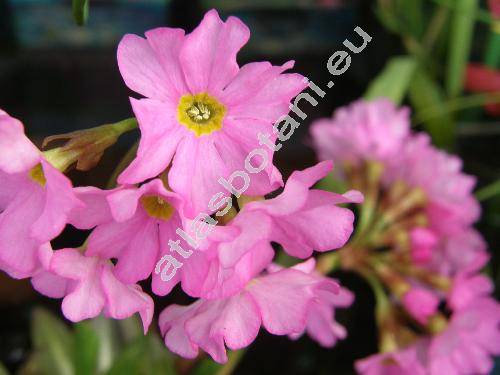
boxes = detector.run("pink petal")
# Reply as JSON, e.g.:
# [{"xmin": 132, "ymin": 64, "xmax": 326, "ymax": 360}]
[
  {"xmin": 31, "ymin": 160, "xmax": 83, "ymax": 243},
  {"xmin": 101, "ymin": 265, "xmax": 154, "ymax": 333},
  {"xmin": 50, "ymin": 249, "xmax": 105, "ymax": 321},
  {"xmin": 179, "ymin": 9, "xmax": 250, "ymax": 94},
  {"xmin": 144, "ymin": 27, "xmax": 188, "ymax": 98},
  {"xmin": 68, "ymin": 186, "xmax": 112, "ymax": 229},
  {"xmin": 117, "ymin": 34, "xmax": 174, "ymax": 102},
  {"xmin": 159, "ymin": 302, "xmax": 201, "ymax": 359},
  {"xmin": 248, "ymin": 270, "xmax": 313, "ymax": 335},
  {"xmin": 118, "ymin": 98, "xmax": 185, "ymax": 184},
  {"xmin": 0, "ymin": 185, "xmax": 44, "ymax": 278},
  {"xmin": 113, "ymin": 218, "xmax": 160, "ymax": 284},
  {"xmin": 0, "ymin": 111, "xmax": 40, "ymax": 174}
]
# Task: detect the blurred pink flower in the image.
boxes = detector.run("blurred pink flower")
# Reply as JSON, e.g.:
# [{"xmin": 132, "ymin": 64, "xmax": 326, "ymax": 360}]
[
  {"xmin": 427, "ymin": 298, "xmax": 500, "ymax": 374},
  {"xmin": 355, "ymin": 344, "xmax": 426, "ymax": 375},
  {"xmin": 409, "ymin": 227, "xmax": 437, "ymax": 265},
  {"xmin": 116, "ymin": 9, "xmax": 307, "ymax": 215},
  {"xmin": 159, "ymin": 259, "xmax": 351, "ymax": 363},
  {"xmin": 385, "ymin": 133, "xmax": 480, "ymax": 235},
  {"xmin": 447, "ymin": 273, "xmax": 494, "ymax": 311},
  {"xmin": 401, "ymin": 287, "xmax": 439, "ymax": 325},
  {"xmin": 310, "ymin": 99, "xmax": 410, "ymax": 165}
]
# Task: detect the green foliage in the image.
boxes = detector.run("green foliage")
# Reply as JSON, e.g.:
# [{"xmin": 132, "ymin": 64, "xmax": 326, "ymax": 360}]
[
  {"xmin": 22, "ymin": 309, "xmax": 175, "ymax": 375},
  {"xmin": 72, "ymin": 0, "xmax": 89, "ymax": 26},
  {"xmin": 364, "ymin": 56, "xmax": 417, "ymax": 105},
  {"xmin": 445, "ymin": 0, "xmax": 478, "ymax": 98},
  {"xmin": 31, "ymin": 308, "xmax": 75, "ymax": 375},
  {"xmin": 409, "ymin": 69, "xmax": 455, "ymax": 148},
  {"xmin": 74, "ymin": 323, "xmax": 100, "ymax": 375}
]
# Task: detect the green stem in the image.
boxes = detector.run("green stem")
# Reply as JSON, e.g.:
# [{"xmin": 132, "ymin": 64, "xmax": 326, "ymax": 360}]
[{"xmin": 111, "ymin": 117, "xmax": 138, "ymax": 135}]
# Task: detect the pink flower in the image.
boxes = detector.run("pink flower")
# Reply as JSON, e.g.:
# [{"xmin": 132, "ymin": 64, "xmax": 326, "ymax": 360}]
[
  {"xmin": 152, "ymin": 162, "xmax": 361, "ymax": 299},
  {"xmin": 425, "ymin": 228, "xmax": 489, "ymax": 277},
  {"xmin": 355, "ymin": 344, "xmax": 426, "ymax": 375},
  {"xmin": 401, "ymin": 287, "xmax": 439, "ymax": 325},
  {"xmin": 241, "ymin": 161, "xmax": 363, "ymax": 261},
  {"xmin": 310, "ymin": 99, "xmax": 410, "ymax": 165},
  {"xmin": 116, "ymin": 9, "xmax": 307, "ymax": 215},
  {"xmin": 447, "ymin": 273, "xmax": 494, "ymax": 311},
  {"xmin": 71, "ymin": 179, "xmax": 185, "ymax": 285},
  {"xmin": 385, "ymin": 133, "xmax": 480, "ymax": 235},
  {"xmin": 49, "ymin": 248, "xmax": 154, "ymax": 332},
  {"xmin": 0, "ymin": 110, "xmax": 82, "ymax": 278},
  {"xmin": 427, "ymin": 297, "xmax": 500, "ymax": 374},
  {"xmin": 152, "ymin": 208, "xmax": 274, "ymax": 299},
  {"xmin": 159, "ymin": 259, "xmax": 351, "ymax": 363},
  {"xmin": 30, "ymin": 243, "xmax": 70, "ymax": 298},
  {"xmin": 409, "ymin": 227, "xmax": 438, "ymax": 265}
]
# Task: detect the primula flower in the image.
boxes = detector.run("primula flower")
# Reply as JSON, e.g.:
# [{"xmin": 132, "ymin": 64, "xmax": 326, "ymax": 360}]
[
  {"xmin": 310, "ymin": 99, "xmax": 410, "ymax": 166},
  {"xmin": 447, "ymin": 273, "xmax": 494, "ymax": 311},
  {"xmin": 426, "ymin": 297, "xmax": 500, "ymax": 374},
  {"xmin": 49, "ymin": 248, "xmax": 154, "ymax": 332},
  {"xmin": 424, "ymin": 228, "xmax": 489, "ymax": 277},
  {"xmin": 159, "ymin": 259, "xmax": 352, "ymax": 363},
  {"xmin": 385, "ymin": 133, "xmax": 480, "ymax": 235},
  {"xmin": 0, "ymin": 110, "xmax": 82, "ymax": 278},
  {"xmin": 355, "ymin": 344, "xmax": 427, "ymax": 375},
  {"xmin": 401, "ymin": 287, "xmax": 439, "ymax": 325},
  {"xmin": 152, "ymin": 208, "xmax": 274, "ymax": 299},
  {"xmin": 116, "ymin": 9, "xmax": 307, "ymax": 215},
  {"xmin": 70, "ymin": 179, "xmax": 185, "ymax": 285},
  {"xmin": 241, "ymin": 160, "xmax": 363, "ymax": 261},
  {"xmin": 152, "ymin": 162, "xmax": 361, "ymax": 299}
]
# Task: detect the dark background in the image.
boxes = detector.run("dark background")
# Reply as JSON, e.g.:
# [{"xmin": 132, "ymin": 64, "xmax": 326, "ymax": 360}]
[{"xmin": 0, "ymin": 1, "xmax": 499, "ymax": 374}]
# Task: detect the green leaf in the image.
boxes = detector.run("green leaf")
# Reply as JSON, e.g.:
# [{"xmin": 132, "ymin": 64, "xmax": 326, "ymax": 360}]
[
  {"xmin": 364, "ymin": 56, "xmax": 417, "ymax": 104},
  {"xmin": 74, "ymin": 322, "xmax": 99, "ymax": 375},
  {"xmin": 445, "ymin": 0, "xmax": 478, "ymax": 97},
  {"xmin": 476, "ymin": 179, "xmax": 500, "ymax": 202},
  {"xmin": 106, "ymin": 336, "xmax": 147, "ymax": 375},
  {"xmin": 72, "ymin": 0, "xmax": 89, "ymax": 26},
  {"xmin": 106, "ymin": 334, "xmax": 176, "ymax": 375},
  {"xmin": 374, "ymin": 0, "xmax": 424, "ymax": 38},
  {"xmin": 89, "ymin": 317, "xmax": 120, "ymax": 373},
  {"xmin": 409, "ymin": 70, "xmax": 455, "ymax": 148},
  {"xmin": 0, "ymin": 362, "xmax": 10, "ymax": 375},
  {"xmin": 31, "ymin": 308, "xmax": 75, "ymax": 375}
]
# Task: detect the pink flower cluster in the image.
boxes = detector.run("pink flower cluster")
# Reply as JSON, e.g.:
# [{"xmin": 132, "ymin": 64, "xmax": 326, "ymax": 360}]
[
  {"xmin": 0, "ymin": 10, "xmax": 362, "ymax": 363},
  {"xmin": 311, "ymin": 99, "xmax": 500, "ymax": 375}
]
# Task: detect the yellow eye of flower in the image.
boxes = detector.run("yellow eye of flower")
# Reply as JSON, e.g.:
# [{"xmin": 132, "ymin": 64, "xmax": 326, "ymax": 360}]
[
  {"xmin": 177, "ymin": 93, "xmax": 226, "ymax": 137},
  {"xmin": 29, "ymin": 164, "xmax": 46, "ymax": 187},
  {"xmin": 140, "ymin": 195, "xmax": 174, "ymax": 221}
]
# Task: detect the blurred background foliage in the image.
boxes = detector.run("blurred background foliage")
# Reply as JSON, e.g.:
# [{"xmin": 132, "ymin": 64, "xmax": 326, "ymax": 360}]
[{"xmin": 0, "ymin": 0, "xmax": 499, "ymax": 374}]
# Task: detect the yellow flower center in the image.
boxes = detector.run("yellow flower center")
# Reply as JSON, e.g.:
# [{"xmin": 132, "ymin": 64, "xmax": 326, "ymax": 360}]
[
  {"xmin": 140, "ymin": 195, "xmax": 174, "ymax": 221},
  {"xmin": 29, "ymin": 164, "xmax": 46, "ymax": 187},
  {"xmin": 177, "ymin": 93, "xmax": 226, "ymax": 136}
]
